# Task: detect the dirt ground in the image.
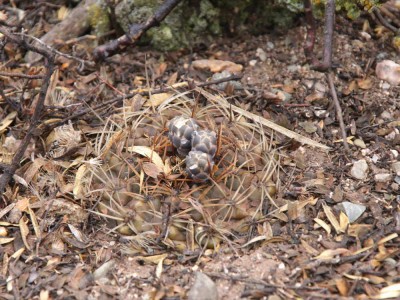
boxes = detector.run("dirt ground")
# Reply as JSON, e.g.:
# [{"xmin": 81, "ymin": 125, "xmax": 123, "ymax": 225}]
[{"xmin": 0, "ymin": 2, "xmax": 400, "ymax": 300}]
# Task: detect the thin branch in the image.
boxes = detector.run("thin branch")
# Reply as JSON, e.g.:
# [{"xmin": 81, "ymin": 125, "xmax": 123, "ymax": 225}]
[
  {"xmin": 303, "ymin": 0, "xmax": 316, "ymax": 63},
  {"xmin": 93, "ymin": 0, "xmax": 182, "ymax": 60},
  {"xmin": 156, "ymin": 200, "xmax": 171, "ymax": 243},
  {"xmin": 0, "ymin": 81, "xmax": 21, "ymax": 112},
  {"xmin": 0, "ymin": 26, "xmax": 53, "ymax": 59},
  {"xmin": 373, "ymin": 7, "xmax": 399, "ymax": 33},
  {"xmin": 379, "ymin": 5, "xmax": 400, "ymax": 28},
  {"xmin": 303, "ymin": 0, "xmax": 348, "ymax": 151},
  {"xmin": 13, "ymin": 32, "xmax": 95, "ymax": 69},
  {"xmin": 205, "ymin": 272, "xmax": 326, "ymax": 292},
  {"xmin": 327, "ymin": 72, "xmax": 349, "ymax": 152},
  {"xmin": 0, "ymin": 71, "xmax": 44, "ymax": 79},
  {"xmin": 313, "ymin": 0, "xmax": 335, "ymax": 71},
  {"xmin": 0, "ymin": 26, "xmax": 56, "ymax": 194},
  {"xmin": 303, "ymin": 0, "xmax": 335, "ymax": 71}
]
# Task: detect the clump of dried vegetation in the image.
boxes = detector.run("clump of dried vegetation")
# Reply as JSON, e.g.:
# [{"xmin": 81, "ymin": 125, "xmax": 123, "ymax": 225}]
[{"xmin": 75, "ymin": 88, "xmax": 280, "ymax": 255}]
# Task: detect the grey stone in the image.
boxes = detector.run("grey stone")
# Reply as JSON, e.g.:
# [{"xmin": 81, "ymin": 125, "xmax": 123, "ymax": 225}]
[
  {"xmin": 337, "ymin": 202, "xmax": 366, "ymax": 223},
  {"xmin": 93, "ymin": 259, "xmax": 115, "ymax": 280},
  {"xmin": 256, "ymin": 48, "xmax": 267, "ymax": 62},
  {"xmin": 374, "ymin": 173, "xmax": 392, "ymax": 183},
  {"xmin": 353, "ymin": 139, "xmax": 366, "ymax": 149},
  {"xmin": 211, "ymin": 70, "xmax": 242, "ymax": 90},
  {"xmin": 350, "ymin": 159, "xmax": 368, "ymax": 180},
  {"xmin": 188, "ymin": 272, "xmax": 218, "ymax": 300},
  {"xmin": 391, "ymin": 162, "xmax": 400, "ymax": 176}
]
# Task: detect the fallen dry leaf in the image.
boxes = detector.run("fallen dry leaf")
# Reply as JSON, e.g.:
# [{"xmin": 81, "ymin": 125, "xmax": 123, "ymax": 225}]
[
  {"xmin": 314, "ymin": 218, "xmax": 331, "ymax": 235},
  {"xmin": 28, "ymin": 205, "xmax": 41, "ymax": 239},
  {"xmin": 127, "ymin": 146, "xmax": 165, "ymax": 171},
  {"xmin": 0, "ymin": 111, "xmax": 17, "ymax": 133},
  {"xmin": 192, "ymin": 59, "xmax": 243, "ymax": 73},
  {"xmin": 377, "ymin": 283, "xmax": 400, "ymax": 299},
  {"xmin": 357, "ymin": 77, "xmax": 373, "ymax": 89},
  {"xmin": 142, "ymin": 162, "xmax": 162, "ymax": 179},
  {"xmin": 19, "ymin": 215, "xmax": 31, "ymax": 251},
  {"xmin": 73, "ymin": 164, "xmax": 87, "ymax": 198},
  {"xmin": 335, "ymin": 278, "xmax": 348, "ymax": 296},
  {"xmin": 144, "ymin": 92, "xmax": 173, "ymax": 107},
  {"xmin": 314, "ymin": 248, "xmax": 350, "ymax": 260},
  {"xmin": 323, "ymin": 204, "xmax": 343, "ymax": 234},
  {"xmin": 0, "ymin": 237, "xmax": 15, "ymax": 245}
]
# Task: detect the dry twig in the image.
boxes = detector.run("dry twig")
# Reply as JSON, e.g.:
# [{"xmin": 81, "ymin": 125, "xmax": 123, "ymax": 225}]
[
  {"xmin": 327, "ymin": 72, "xmax": 349, "ymax": 151},
  {"xmin": 0, "ymin": 71, "xmax": 44, "ymax": 79},
  {"xmin": 93, "ymin": 0, "xmax": 182, "ymax": 60},
  {"xmin": 0, "ymin": 26, "xmax": 56, "ymax": 195},
  {"xmin": 303, "ymin": 0, "xmax": 349, "ymax": 152},
  {"xmin": 46, "ymin": 74, "xmax": 242, "ymax": 130}
]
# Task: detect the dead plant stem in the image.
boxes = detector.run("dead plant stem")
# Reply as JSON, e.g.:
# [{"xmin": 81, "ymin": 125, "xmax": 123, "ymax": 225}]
[{"xmin": 327, "ymin": 72, "xmax": 349, "ymax": 152}]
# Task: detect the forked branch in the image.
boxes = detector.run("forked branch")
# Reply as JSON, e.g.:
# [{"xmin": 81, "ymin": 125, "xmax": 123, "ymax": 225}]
[
  {"xmin": 93, "ymin": 0, "xmax": 182, "ymax": 60},
  {"xmin": 0, "ymin": 26, "xmax": 56, "ymax": 195}
]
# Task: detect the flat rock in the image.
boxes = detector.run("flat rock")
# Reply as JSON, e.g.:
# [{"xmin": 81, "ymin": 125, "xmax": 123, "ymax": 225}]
[
  {"xmin": 188, "ymin": 272, "xmax": 218, "ymax": 300},
  {"xmin": 337, "ymin": 201, "xmax": 366, "ymax": 223},
  {"xmin": 392, "ymin": 162, "xmax": 400, "ymax": 176},
  {"xmin": 350, "ymin": 159, "xmax": 368, "ymax": 180},
  {"xmin": 354, "ymin": 139, "xmax": 366, "ymax": 149},
  {"xmin": 376, "ymin": 60, "xmax": 400, "ymax": 86},
  {"xmin": 374, "ymin": 173, "xmax": 392, "ymax": 183}
]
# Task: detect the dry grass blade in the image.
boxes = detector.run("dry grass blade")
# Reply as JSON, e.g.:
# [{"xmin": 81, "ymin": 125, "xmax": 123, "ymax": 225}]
[
  {"xmin": 197, "ymin": 88, "xmax": 330, "ymax": 150},
  {"xmin": 323, "ymin": 203, "xmax": 342, "ymax": 234},
  {"xmin": 314, "ymin": 218, "xmax": 331, "ymax": 235},
  {"xmin": 28, "ymin": 205, "xmax": 41, "ymax": 239},
  {"xmin": 19, "ymin": 216, "xmax": 31, "ymax": 251},
  {"xmin": 0, "ymin": 203, "xmax": 15, "ymax": 219},
  {"xmin": 0, "ymin": 237, "xmax": 15, "ymax": 245}
]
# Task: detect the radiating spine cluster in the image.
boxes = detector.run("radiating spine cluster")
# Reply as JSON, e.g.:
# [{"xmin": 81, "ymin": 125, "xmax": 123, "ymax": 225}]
[
  {"xmin": 168, "ymin": 116, "xmax": 217, "ymax": 181},
  {"xmin": 85, "ymin": 90, "xmax": 279, "ymax": 253}
]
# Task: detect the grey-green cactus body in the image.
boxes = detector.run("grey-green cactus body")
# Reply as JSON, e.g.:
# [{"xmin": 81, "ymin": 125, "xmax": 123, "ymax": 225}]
[
  {"xmin": 186, "ymin": 150, "xmax": 214, "ymax": 181},
  {"xmin": 168, "ymin": 116, "xmax": 199, "ymax": 157},
  {"xmin": 191, "ymin": 130, "xmax": 217, "ymax": 158}
]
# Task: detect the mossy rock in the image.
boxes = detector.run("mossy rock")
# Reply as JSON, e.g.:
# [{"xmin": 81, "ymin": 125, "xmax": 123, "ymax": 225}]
[{"xmin": 114, "ymin": 0, "xmax": 300, "ymax": 51}]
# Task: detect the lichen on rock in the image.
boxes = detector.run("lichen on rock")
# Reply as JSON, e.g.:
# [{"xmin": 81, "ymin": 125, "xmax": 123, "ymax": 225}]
[
  {"xmin": 88, "ymin": 0, "xmax": 111, "ymax": 38},
  {"xmin": 115, "ymin": 0, "xmax": 221, "ymax": 51}
]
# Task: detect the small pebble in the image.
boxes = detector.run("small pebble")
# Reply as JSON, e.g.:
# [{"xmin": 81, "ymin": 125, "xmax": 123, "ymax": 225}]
[
  {"xmin": 392, "ymin": 162, "xmax": 400, "ymax": 176},
  {"xmin": 380, "ymin": 110, "xmax": 393, "ymax": 120},
  {"xmin": 376, "ymin": 52, "xmax": 388, "ymax": 60},
  {"xmin": 374, "ymin": 173, "xmax": 392, "ymax": 183},
  {"xmin": 287, "ymin": 65, "xmax": 299, "ymax": 73},
  {"xmin": 354, "ymin": 139, "xmax": 366, "ymax": 149},
  {"xmin": 376, "ymin": 60, "xmax": 400, "ymax": 86},
  {"xmin": 337, "ymin": 201, "xmax": 366, "ymax": 223},
  {"xmin": 249, "ymin": 60, "xmax": 257, "ymax": 66},
  {"xmin": 314, "ymin": 110, "xmax": 327, "ymax": 118},
  {"xmin": 256, "ymin": 48, "xmax": 267, "ymax": 62},
  {"xmin": 299, "ymin": 121, "xmax": 317, "ymax": 134},
  {"xmin": 359, "ymin": 31, "xmax": 371, "ymax": 41},
  {"xmin": 361, "ymin": 149, "xmax": 371, "ymax": 156},
  {"xmin": 382, "ymin": 82, "xmax": 391, "ymax": 90},
  {"xmin": 188, "ymin": 272, "xmax": 218, "ymax": 300},
  {"xmin": 350, "ymin": 159, "xmax": 368, "ymax": 180}
]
